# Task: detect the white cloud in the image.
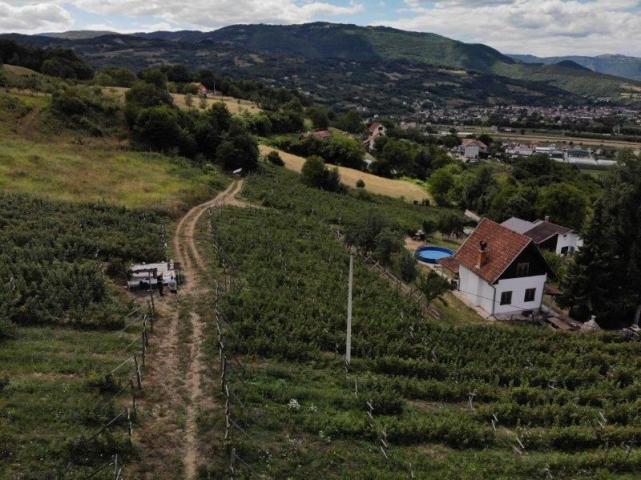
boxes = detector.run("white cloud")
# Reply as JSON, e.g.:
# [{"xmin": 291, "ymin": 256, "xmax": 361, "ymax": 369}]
[
  {"xmin": 388, "ymin": 0, "xmax": 641, "ymax": 56},
  {"xmin": 0, "ymin": 1, "xmax": 72, "ymax": 32},
  {"xmin": 74, "ymin": 0, "xmax": 363, "ymax": 29}
]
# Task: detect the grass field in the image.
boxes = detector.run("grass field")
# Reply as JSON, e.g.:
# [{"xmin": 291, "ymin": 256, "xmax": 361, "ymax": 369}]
[
  {"xmin": 259, "ymin": 145, "xmax": 432, "ymax": 203},
  {"xmin": 0, "ymin": 138, "xmax": 226, "ymax": 214},
  {"xmin": 2, "ymin": 64, "xmax": 39, "ymax": 77},
  {"xmin": 103, "ymin": 86, "xmax": 261, "ymax": 114}
]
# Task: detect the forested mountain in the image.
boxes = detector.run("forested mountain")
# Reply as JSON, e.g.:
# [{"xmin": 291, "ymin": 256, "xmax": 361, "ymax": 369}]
[
  {"xmin": 511, "ymin": 53, "xmax": 641, "ymax": 82},
  {"xmin": 3, "ymin": 23, "xmax": 641, "ymax": 111}
]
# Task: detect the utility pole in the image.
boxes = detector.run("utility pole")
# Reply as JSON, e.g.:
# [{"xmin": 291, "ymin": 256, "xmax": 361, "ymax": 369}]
[{"xmin": 346, "ymin": 251, "xmax": 354, "ymax": 365}]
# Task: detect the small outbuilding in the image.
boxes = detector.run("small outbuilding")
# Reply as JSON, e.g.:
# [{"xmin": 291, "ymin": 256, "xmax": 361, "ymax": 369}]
[
  {"xmin": 127, "ymin": 261, "xmax": 177, "ymax": 290},
  {"xmin": 502, "ymin": 217, "xmax": 582, "ymax": 255}
]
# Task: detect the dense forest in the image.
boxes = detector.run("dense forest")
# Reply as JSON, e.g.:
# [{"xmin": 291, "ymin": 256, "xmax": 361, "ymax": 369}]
[{"xmin": 0, "ymin": 39, "xmax": 93, "ymax": 79}]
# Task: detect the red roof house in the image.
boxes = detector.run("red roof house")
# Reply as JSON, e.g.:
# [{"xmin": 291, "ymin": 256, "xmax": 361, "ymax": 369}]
[{"xmin": 439, "ymin": 218, "xmax": 551, "ymax": 317}]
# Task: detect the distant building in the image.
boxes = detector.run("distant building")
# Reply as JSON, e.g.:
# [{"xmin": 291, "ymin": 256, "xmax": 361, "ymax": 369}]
[
  {"xmin": 502, "ymin": 217, "xmax": 583, "ymax": 255},
  {"xmin": 364, "ymin": 122, "xmax": 386, "ymax": 151},
  {"xmin": 439, "ymin": 219, "xmax": 552, "ymax": 317},
  {"xmin": 311, "ymin": 129, "xmax": 331, "ymax": 141},
  {"xmin": 194, "ymin": 82, "xmax": 209, "ymax": 97},
  {"xmin": 460, "ymin": 139, "xmax": 488, "ymax": 161},
  {"xmin": 565, "ymin": 148, "xmax": 593, "ymax": 163},
  {"xmin": 505, "ymin": 143, "xmax": 534, "ymax": 157}
]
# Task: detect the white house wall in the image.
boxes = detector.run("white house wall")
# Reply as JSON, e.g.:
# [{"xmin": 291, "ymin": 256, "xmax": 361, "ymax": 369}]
[
  {"xmin": 458, "ymin": 266, "xmax": 546, "ymax": 316},
  {"xmin": 459, "ymin": 265, "xmax": 496, "ymax": 314},
  {"xmin": 464, "ymin": 145, "xmax": 480, "ymax": 159},
  {"xmin": 555, "ymin": 232, "xmax": 582, "ymax": 255},
  {"xmin": 493, "ymin": 275, "xmax": 547, "ymax": 315}
]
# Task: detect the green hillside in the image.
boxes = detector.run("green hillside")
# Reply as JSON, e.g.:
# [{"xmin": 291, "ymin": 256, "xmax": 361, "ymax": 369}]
[
  {"xmin": 206, "ymin": 23, "xmax": 639, "ymax": 101},
  {"xmin": 511, "ymin": 53, "xmax": 641, "ymax": 82},
  {"xmin": 4, "ymin": 22, "xmax": 641, "ymax": 107}
]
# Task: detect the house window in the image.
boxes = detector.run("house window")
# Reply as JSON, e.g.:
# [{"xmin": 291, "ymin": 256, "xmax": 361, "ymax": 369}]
[
  {"xmin": 524, "ymin": 288, "xmax": 536, "ymax": 303},
  {"xmin": 516, "ymin": 262, "xmax": 530, "ymax": 276},
  {"xmin": 561, "ymin": 246, "xmax": 569, "ymax": 255},
  {"xmin": 500, "ymin": 291, "xmax": 512, "ymax": 306}
]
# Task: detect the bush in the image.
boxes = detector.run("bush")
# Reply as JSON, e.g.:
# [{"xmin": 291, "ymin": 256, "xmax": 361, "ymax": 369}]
[
  {"xmin": 301, "ymin": 156, "xmax": 344, "ymax": 192},
  {"xmin": 356, "ymin": 179, "xmax": 365, "ymax": 189},
  {"xmin": 266, "ymin": 150, "xmax": 285, "ymax": 166},
  {"xmin": 398, "ymin": 249, "xmax": 418, "ymax": 282}
]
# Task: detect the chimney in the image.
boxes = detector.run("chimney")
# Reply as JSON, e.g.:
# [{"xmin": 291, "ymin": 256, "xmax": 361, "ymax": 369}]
[
  {"xmin": 477, "ymin": 240, "xmax": 488, "ymax": 268},
  {"xmin": 544, "ymin": 215, "xmax": 550, "ymax": 222}
]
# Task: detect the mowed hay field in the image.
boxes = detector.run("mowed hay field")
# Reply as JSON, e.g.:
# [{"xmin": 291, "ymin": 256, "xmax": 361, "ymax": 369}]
[
  {"xmin": 103, "ymin": 86, "xmax": 261, "ymax": 114},
  {"xmin": 0, "ymin": 138, "xmax": 225, "ymax": 213},
  {"xmin": 259, "ymin": 145, "xmax": 432, "ymax": 203}
]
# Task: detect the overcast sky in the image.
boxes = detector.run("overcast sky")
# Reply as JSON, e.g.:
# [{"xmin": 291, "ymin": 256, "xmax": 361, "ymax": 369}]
[{"xmin": 2, "ymin": 0, "xmax": 641, "ymax": 57}]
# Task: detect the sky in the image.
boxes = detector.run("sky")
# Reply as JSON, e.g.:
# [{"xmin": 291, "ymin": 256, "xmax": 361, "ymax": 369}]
[{"xmin": 2, "ymin": 0, "xmax": 641, "ymax": 57}]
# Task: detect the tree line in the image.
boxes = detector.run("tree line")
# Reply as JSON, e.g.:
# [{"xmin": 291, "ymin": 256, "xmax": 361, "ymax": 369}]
[{"xmin": 0, "ymin": 39, "xmax": 93, "ymax": 80}]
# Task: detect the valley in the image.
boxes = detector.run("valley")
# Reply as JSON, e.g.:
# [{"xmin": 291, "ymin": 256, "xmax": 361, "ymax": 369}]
[{"xmin": 1, "ymin": 18, "xmax": 641, "ymax": 480}]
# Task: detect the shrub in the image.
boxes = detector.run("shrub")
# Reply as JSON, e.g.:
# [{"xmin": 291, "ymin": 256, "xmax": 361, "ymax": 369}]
[
  {"xmin": 301, "ymin": 156, "xmax": 344, "ymax": 192},
  {"xmin": 398, "ymin": 249, "xmax": 418, "ymax": 282},
  {"xmin": 266, "ymin": 150, "xmax": 285, "ymax": 166}
]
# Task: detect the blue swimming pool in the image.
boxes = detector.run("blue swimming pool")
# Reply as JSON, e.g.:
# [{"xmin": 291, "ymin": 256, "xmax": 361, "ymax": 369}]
[{"xmin": 415, "ymin": 246, "xmax": 454, "ymax": 264}]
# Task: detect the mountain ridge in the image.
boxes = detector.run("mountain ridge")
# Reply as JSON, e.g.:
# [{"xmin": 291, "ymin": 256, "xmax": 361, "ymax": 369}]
[
  {"xmin": 510, "ymin": 53, "xmax": 641, "ymax": 82},
  {"xmin": 4, "ymin": 22, "xmax": 641, "ymax": 110}
]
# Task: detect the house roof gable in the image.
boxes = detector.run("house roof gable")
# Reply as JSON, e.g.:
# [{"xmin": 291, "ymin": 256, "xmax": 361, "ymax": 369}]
[{"xmin": 443, "ymin": 218, "xmax": 533, "ymax": 284}]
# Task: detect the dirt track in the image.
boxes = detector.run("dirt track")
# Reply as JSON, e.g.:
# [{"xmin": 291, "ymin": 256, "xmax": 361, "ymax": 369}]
[{"xmin": 131, "ymin": 180, "xmax": 243, "ymax": 479}]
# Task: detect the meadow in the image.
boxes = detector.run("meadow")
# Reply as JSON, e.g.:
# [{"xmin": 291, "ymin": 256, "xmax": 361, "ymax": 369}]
[
  {"xmin": 197, "ymin": 167, "xmax": 641, "ymax": 479},
  {"xmin": 259, "ymin": 145, "xmax": 431, "ymax": 203},
  {"xmin": 102, "ymin": 86, "xmax": 262, "ymax": 114},
  {"xmin": 0, "ymin": 138, "xmax": 226, "ymax": 213}
]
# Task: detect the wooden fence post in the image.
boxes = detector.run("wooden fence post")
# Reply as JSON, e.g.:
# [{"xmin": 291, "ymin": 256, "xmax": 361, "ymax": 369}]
[{"xmin": 133, "ymin": 354, "xmax": 142, "ymax": 389}]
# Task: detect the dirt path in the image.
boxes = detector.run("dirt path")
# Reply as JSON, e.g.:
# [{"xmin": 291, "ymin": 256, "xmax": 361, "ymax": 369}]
[{"xmin": 131, "ymin": 180, "xmax": 244, "ymax": 479}]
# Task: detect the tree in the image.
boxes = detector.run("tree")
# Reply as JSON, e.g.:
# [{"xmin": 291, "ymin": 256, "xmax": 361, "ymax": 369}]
[
  {"xmin": 301, "ymin": 156, "xmax": 343, "ymax": 192},
  {"xmin": 133, "ymin": 105, "xmax": 183, "ymax": 153},
  {"xmin": 345, "ymin": 211, "xmax": 387, "ymax": 252},
  {"xmin": 308, "ymin": 106, "xmax": 330, "ymax": 130},
  {"xmin": 418, "ymin": 271, "xmax": 452, "ymax": 308},
  {"xmin": 215, "ymin": 123, "xmax": 259, "ymax": 171},
  {"xmin": 478, "ymin": 133, "xmax": 494, "ymax": 147},
  {"xmin": 266, "ymin": 151, "xmax": 284, "ymax": 166},
  {"xmin": 374, "ymin": 229, "xmax": 402, "ymax": 266},
  {"xmin": 461, "ymin": 165, "xmax": 497, "ymax": 213},
  {"xmin": 438, "ymin": 212, "xmax": 465, "ymax": 238},
  {"xmin": 334, "ymin": 110, "xmax": 363, "ymax": 133},
  {"xmin": 125, "ymin": 80, "xmax": 172, "ymax": 125},
  {"xmin": 429, "ymin": 167, "xmax": 455, "ymax": 206},
  {"xmin": 0, "ymin": 67, "xmax": 6, "ymax": 88},
  {"xmin": 301, "ymin": 155, "xmax": 328, "ymax": 188},
  {"xmin": 535, "ymin": 183, "xmax": 587, "ymax": 230},
  {"xmin": 398, "ymin": 250, "xmax": 418, "ymax": 282},
  {"xmin": 421, "ymin": 219, "xmax": 437, "ymax": 239},
  {"xmin": 139, "ymin": 68, "xmax": 168, "ymax": 89},
  {"xmin": 560, "ymin": 157, "xmax": 641, "ymax": 327},
  {"xmin": 96, "ymin": 67, "xmax": 136, "ymax": 87}
]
